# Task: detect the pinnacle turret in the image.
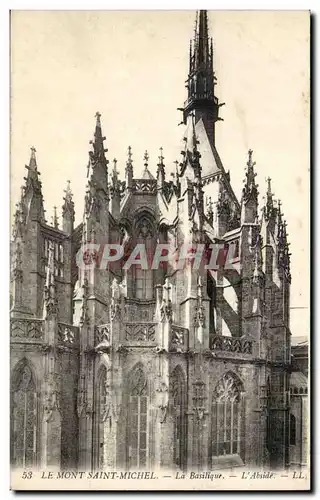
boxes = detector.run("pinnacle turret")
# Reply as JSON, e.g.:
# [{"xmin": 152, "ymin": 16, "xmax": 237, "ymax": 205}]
[
  {"xmin": 157, "ymin": 147, "xmax": 166, "ymax": 188},
  {"xmin": 62, "ymin": 180, "xmax": 75, "ymax": 233},
  {"xmin": 125, "ymin": 145, "xmax": 134, "ymax": 189},
  {"xmin": 263, "ymin": 177, "xmax": 277, "ymax": 223},
  {"xmin": 22, "ymin": 147, "xmax": 45, "ymax": 223},
  {"xmin": 52, "ymin": 206, "xmax": 59, "ymax": 229},
  {"xmin": 87, "ymin": 112, "xmax": 109, "ymax": 194},
  {"xmin": 242, "ymin": 149, "xmax": 258, "ymax": 205},
  {"xmin": 43, "ymin": 241, "xmax": 58, "ymax": 318}
]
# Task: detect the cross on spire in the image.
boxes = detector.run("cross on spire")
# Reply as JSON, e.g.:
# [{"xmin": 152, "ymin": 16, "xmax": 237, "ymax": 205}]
[{"xmin": 144, "ymin": 150, "xmax": 149, "ymax": 168}]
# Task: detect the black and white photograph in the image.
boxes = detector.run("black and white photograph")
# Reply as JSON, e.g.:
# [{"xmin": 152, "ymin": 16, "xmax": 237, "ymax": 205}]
[{"xmin": 9, "ymin": 9, "xmax": 310, "ymax": 491}]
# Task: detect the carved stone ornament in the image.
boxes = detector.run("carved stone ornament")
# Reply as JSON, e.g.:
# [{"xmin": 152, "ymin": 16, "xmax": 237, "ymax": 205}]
[
  {"xmin": 156, "ymin": 380, "xmax": 169, "ymax": 424},
  {"xmin": 43, "ymin": 376, "xmax": 61, "ymax": 422}
]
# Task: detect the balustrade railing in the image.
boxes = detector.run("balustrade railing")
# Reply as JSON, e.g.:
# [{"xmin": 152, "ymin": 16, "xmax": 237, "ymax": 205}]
[
  {"xmin": 11, "ymin": 318, "xmax": 44, "ymax": 341},
  {"xmin": 132, "ymin": 179, "xmax": 157, "ymax": 194},
  {"xmin": 210, "ymin": 335, "xmax": 252, "ymax": 355},
  {"xmin": 124, "ymin": 322, "xmax": 156, "ymax": 343}
]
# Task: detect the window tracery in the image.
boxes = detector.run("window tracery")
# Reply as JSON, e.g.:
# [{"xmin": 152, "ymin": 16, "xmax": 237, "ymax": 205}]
[
  {"xmin": 211, "ymin": 372, "xmax": 243, "ymax": 459},
  {"xmin": 170, "ymin": 366, "xmax": 187, "ymax": 470},
  {"xmin": 127, "ymin": 364, "xmax": 149, "ymax": 469}
]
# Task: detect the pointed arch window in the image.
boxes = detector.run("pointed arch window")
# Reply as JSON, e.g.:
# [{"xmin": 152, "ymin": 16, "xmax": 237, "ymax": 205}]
[
  {"xmin": 135, "ymin": 217, "xmax": 154, "ymax": 300},
  {"xmin": 211, "ymin": 373, "xmax": 244, "ymax": 460},
  {"xmin": 290, "ymin": 414, "xmax": 296, "ymax": 446},
  {"xmin": 207, "ymin": 274, "xmax": 216, "ymax": 334},
  {"xmin": 11, "ymin": 362, "xmax": 38, "ymax": 468},
  {"xmin": 170, "ymin": 367, "xmax": 187, "ymax": 470},
  {"xmin": 127, "ymin": 365, "xmax": 149, "ymax": 469}
]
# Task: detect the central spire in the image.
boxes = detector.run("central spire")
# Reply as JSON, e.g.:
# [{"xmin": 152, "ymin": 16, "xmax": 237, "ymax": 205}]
[
  {"xmin": 192, "ymin": 11, "xmax": 210, "ymax": 71},
  {"xmin": 182, "ymin": 10, "xmax": 223, "ymax": 145}
]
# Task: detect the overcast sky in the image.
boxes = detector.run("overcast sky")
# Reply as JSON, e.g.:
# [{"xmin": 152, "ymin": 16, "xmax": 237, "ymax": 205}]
[{"xmin": 10, "ymin": 10, "xmax": 309, "ymax": 336}]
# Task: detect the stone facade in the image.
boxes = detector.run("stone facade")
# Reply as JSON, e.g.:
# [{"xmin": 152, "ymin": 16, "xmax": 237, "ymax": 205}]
[
  {"xmin": 289, "ymin": 338, "xmax": 308, "ymax": 469},
  {"xmin": 10, "ymin": 11, "xmax": 296, "ymax": 472}
]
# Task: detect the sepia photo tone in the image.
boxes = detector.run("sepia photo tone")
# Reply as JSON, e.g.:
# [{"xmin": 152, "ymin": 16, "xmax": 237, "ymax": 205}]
[{"xmin": 10, "ymin": 10, "xmax": 309, "ymax": 490}]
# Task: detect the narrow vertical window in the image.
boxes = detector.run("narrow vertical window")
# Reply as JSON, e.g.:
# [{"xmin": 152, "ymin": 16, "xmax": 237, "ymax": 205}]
[
  {"xmin": 11, "ymin": 362, "xmax": 38, "ymax": 468},
  {"xmin": 290, "ymin": 414, "xmax": 296, "ymax": 446},
  {"xmin": 211, "ymin": 373, "xmax": 243, "ymax": 460},
  {"xmin": 135, "ymin": 217, "xmax": 154, "ymax": 300},
  {"xmin": 266, "ymin": 378, "xmax": 272, "ymax": 453},
  {"xmin": 95, "ymin": 367, "xmax": 107, "ymax": 470},
  {"xmin": 170, "ymin": 366, "xmax": 187, "ymax": 470},
  {"xmin": 127, "ymin": 365, "xmax": 149, "ymax": 469}
]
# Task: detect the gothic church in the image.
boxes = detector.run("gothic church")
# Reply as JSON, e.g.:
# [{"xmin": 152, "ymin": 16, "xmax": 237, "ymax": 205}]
[{"xmin": 10, "ymin": 11, "xmax": 292, "ymax": 471}]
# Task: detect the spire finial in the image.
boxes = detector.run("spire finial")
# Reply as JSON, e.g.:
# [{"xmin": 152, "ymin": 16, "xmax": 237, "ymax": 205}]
[
  {"xmin": 246, "ymin": 149, "xmax": 256, "ymax": 173},
  {"xmin": 125, "ymin": 146, "xmax": 134, "ymax": 185},
  {"xmin": 267, "ymin": 176, "xmax": 272, "ymax": 195},
  {"xmin": 63, "ymin": 180, "xmax": 73, "ymax": 206},
  {"xmin": 29, "ymin": 146, "xmax": 37, "ymax": 170},
  {"xmin": 158, "ymin": 147, "xmax": 164, "ymax": 165},
  {"xmin": 112, "ymin": 158, "xmax": 119, "ymax": 182},
  {"xmin": 144, "ymin": 150, "xmax": 149, "ymax": 169},
  {"xmin": 184, "ymin": 10, "xmax": 222, "ymax": 145},
  {"xmin": 127, "ymin": 145, "xmax": 133, "ymax": 163},
  {"xmin": 52, "ymin": 206, "xmax": 59, "ymax": 229},
  {"xmin": 242, "ymin": 149, "xmax": 258, "ymax": 206},
  {"xmin": 62, "ymin": 179, "xmax": 75, "ymax": 231},
  {"xmin": 64, "ymin": 179, "xmax": 72, "ymax": 198},
  {"xmin": 89, "ymin": 111, "xmax": 107, "ymax": 156},
  {"xmin": 157, "ymin": 147, "xmax": 165, "ymax": 185},
  {"xmin": 264, "ymin": 177, "xmax": 276, "ymax": 221},
  {"xmin": 95, "ymin": 111, "xmax": 101, "ymax": 125}
]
